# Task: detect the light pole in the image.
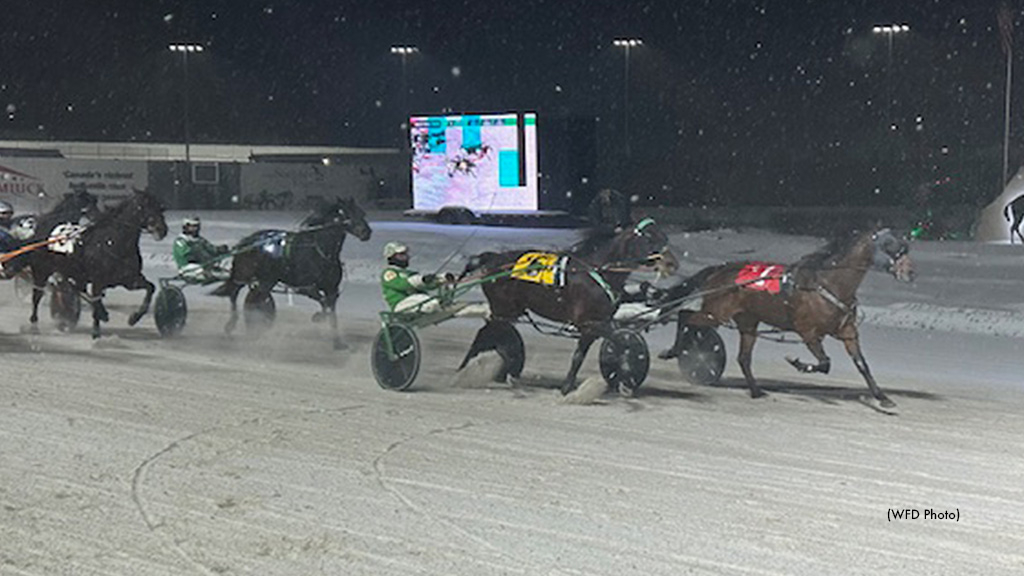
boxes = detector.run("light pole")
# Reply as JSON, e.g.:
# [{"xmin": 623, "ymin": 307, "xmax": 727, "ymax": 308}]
[
  {"xmin": 390, "ymin": 45, "xmax": 418, "ymax": 148},
  {"xmin": 613, "ymin": 38, "xmax": 642, "ymax": 158},
  {"xmin": 872, "ymin": 24, "xmax": 909, "ymax": 131},
  {"xmin": 169, "ymin": 43, "xmax": 203, "ymax": 207}
]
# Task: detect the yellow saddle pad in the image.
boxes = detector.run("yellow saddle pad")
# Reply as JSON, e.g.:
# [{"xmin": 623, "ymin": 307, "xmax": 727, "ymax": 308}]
[{"xmin": 510, "ymin": 252, "xmax": 565, "ymax": 286}]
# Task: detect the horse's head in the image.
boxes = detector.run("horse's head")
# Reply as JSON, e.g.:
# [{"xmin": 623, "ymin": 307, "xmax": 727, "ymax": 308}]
[
  {"xmin": 870, "ymin": 227, "xmax": 914, "ymax": 282},
  {"xmin": 130, "ymin": 188, "xmax": 168, "ymax": 240},
  {"xmin": 617, "ymin": 218, "xmax": 679, "ymax": 278},
  {"xmin": 73, "ymin": 189, "xmax": 102, "ymax": 222},
  {"xmin": 303, "ymin": 196, "xmax": 372, "ymax": 241}
]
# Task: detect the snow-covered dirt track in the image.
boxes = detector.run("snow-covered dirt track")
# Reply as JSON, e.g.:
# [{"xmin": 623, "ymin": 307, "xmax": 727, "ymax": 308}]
[{"xmin": 2, "ymin": 214, "xmax": 1023, "ymax": 575}]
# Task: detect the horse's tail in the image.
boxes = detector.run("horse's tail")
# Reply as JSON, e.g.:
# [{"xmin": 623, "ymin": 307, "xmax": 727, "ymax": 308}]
[{"xmin": 661, "ymin": 264, "xmax": 722, "ymax": 303}]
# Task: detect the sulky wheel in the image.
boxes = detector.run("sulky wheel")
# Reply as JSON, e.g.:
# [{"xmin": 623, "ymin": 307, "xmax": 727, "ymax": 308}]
[
  {"xmin": 372, "ymin": 324, "xmax": 421, "ymax": 391},
  {"xmin": 49, "ymin": 275, "xmax": 81, "ymax": 332},
  {"xmin": 154, "ymin": 285, "xmax": 188, "ymax": 337},
  {"xmin": 599, "ymin": 328, "xmax": 650, "ymax": 396},
  {"xmin": 675, "ymin": 325, "xmax": 726, "ymax": 386},
  {"xmin": 243, "ymin": 290, "xmax": 276, "ymax": 335}
]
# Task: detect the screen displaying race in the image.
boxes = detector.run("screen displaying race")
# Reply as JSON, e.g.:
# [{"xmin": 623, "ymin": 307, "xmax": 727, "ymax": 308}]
[{"xmin": 410, "ymin": 112, "xmax": 538, "ymax": 212}]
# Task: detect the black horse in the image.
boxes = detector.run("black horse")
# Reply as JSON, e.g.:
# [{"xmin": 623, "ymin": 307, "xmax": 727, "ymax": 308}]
[
  {"xmin": 1, "ymin": 189, "xmax": 103, "ymax": 322},
  {"xmin": 459, "ymin": 218, "xmax": 678, "ymax": 394},
  {"xmin": 1004, "ymin": 193, "xmax": 1024, "ymax": 244},
  {"xmin": 14, "ymin": 189, "xmax": 168, "ymax": 338},
  {"xmin": 210, "ymin": 196, "xmax": 372, "ymax": 349}
]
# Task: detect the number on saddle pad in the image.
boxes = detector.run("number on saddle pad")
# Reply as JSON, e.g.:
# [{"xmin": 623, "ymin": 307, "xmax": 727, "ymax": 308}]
[{"xmin": 48, "ymin": 223, "xmax": 85, "ymax": 254}]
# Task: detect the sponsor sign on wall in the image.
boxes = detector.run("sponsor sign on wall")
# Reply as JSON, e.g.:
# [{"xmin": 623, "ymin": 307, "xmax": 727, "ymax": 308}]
[
  {"xmin": 239, "ymin": 163, "xmax": 393, "ymax": 210},
  {"xmin": 0, "ymin": 158, "xmax": 148, "ymax": 212}
]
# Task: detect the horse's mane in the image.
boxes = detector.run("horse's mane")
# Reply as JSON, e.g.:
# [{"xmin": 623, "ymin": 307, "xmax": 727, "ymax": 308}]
[
  {"xmin": 794, "ymin": 223, "xmax": 877, "ymax": 270},
  {"xmin": 89, "ymin": 195, "xmax": 133, "ymax": 227}
]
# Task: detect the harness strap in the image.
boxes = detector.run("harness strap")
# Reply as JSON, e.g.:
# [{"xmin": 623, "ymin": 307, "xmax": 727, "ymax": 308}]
[{"xmin": 587, "ymin": 270, "xmax": 619, "ymax": 306}]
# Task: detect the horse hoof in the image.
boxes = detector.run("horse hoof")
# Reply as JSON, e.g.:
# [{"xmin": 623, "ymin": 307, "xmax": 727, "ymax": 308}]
[
  {"xmin": 750, "ymin": 389, "xmax": 767, "ymax": 399},
  {"xmin": 657, "ymin": 348, "xmax": 679, "ymax": 360},
  {"xmin": 880, "ymin": 397, "xmax": 896, "ymax": 409},
  {"xmin": 127, "ymin": 313, "xmax": 143, "ymax": 326},
  {"xmin": 559, "ymin": 383, "xmax": 576, "ymax": 396}
]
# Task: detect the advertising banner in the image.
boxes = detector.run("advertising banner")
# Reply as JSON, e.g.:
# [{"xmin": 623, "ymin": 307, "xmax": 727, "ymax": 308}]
[{"xmin": 0, "ymin": 158, "xmax": 148, "ymax": 212}]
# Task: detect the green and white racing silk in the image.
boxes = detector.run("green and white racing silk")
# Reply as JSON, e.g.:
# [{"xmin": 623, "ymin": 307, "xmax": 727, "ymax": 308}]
[{"xmin": 380, "ymin": 266, "xmax": 440, "ymax": 310}]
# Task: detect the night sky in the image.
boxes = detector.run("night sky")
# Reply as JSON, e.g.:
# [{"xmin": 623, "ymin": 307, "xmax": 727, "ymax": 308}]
[{"xmin": 0, "ymin": 0, "xmax": 1018, "ymax": 206}]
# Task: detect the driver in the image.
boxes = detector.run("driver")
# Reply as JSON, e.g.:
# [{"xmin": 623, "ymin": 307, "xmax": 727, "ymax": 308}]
[
  {"xmin": 381, "ymin": 241, "xmax": 450, "ymax": 313},
  {"xmin": 0, "ymin": 200, "xmax": 14, "ymax": 230},
  {"xmin": 172, "ymin": 215, "xmax": 230, "ymax": 282},
  {"xmin": 381, "ymin": 241, "xmax": 488, "ymax": 317},
  {"xmin": 0, "ymin": 200, "xmax": 16, "ymax": 256}
]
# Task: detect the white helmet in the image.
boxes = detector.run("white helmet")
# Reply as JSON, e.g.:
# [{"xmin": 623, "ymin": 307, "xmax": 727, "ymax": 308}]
[
  {"xmin": 182, "ymin": 215, "xmax": 201, "ymax": 227},
  {"xmin": 383, "ymin": 241, "xmax": 408, "ymax": 259}
]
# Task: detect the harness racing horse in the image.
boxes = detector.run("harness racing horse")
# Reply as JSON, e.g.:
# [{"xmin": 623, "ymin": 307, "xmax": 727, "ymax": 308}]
[
  {"xmin": 460, "ymin": 218, "xmax": 679, "ymax": 395},
  {"xmin": 1, "ymin": 189, "xmax": 103, "ymax": 325},
  {"xmin": 211, "ymin": 197, "xmax": 372, "ymax": 349},
  {"xmin": 22, "ymin": 189, "xmax": 168, "ymax": 338},
  {"xmin": 658, "ymin": 225, "xmax": 914, "ymax": 408}
]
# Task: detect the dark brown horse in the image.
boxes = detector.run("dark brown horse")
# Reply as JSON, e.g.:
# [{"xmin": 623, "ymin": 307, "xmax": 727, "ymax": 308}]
[
  {"xmin": 658, "ymin": 225, "xmax": 914, "ymax": 408},
  {"xmin": 460, "ymin": 218, "xmax": 679, "ymax": 395}
]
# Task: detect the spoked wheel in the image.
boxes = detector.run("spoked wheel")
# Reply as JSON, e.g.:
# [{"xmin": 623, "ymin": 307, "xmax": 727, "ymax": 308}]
[
  {"xmin": 49, "ymin": 276, "xmax": 81, "ymax": 332},
  {"xmin": 372, "ymin": 324, "xmax": 421, "ymax": 391},
  {"xmin": 243, "ymin": 290, "xmax": 276, "ymax": 335},
  {"xmin": 154, "ymin": 285, "xmax": 188, "ymax": 337},
  {"xmin": 675, "ymin": 325, "xmax": 726, "ymax": 386},
  {"xmin": 599, "ymin": 328, "xmax": 650, "ymax": 395}
]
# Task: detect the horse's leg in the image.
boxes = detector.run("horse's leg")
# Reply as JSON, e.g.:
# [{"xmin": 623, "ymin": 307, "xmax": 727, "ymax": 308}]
[
  {"xmin": 90, "ymin": 285, "xmax": 106, "ymax": 339},
  {"xmin": 323, "ymin": 289, "xmax": 345, "ymax": 350},
  {"xmin": 1014, "ymin": 214, "xmax": 1024, "ymax": 244},
  {"xmin": 29, "ymin": 276, "xmax": 46, "ymax": 331},
  {"xmin": 735, "ymin": 316, "xmax": 765, "ymax": 399},
  {"xmin": 126, "ymin": 276, "xmax": 155, "ymax": 326},
  {"xmin": 839, "ymin": 331, "xmax": 894, "ymax": 408},
  {"xmin": 786, "ymin": 335, "xmax": 831, "ymax": 374},
  {"xmin": 224, "ymin": 283, "xmax": 242, "ymax": 334},
  {"xmin": 560, "ymin": 331, "xmax": 600, "ymax": 395}
]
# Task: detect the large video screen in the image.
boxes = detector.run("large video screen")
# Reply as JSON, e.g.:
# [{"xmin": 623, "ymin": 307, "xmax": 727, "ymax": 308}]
[{"xmin": 411, "ymin": 112, "xmax": 538, "ymax": 212}]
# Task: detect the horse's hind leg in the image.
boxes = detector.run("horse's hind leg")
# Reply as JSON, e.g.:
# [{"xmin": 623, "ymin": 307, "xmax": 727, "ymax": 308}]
[
  {"xmin": 1014, "ymin": 216, "xmax": 1024, "ymax": 244},
  {"xmin": 786, "ymin": 335, "xmax": 831, "ymax": 374},
  {"xmin": 223, "ymin": 283, "xmax": 242, "ymax": 334},
  {"xmin": 560, "ymin": 331, "xmax": 600, "ymax": 395},
  {"xmin": 735, "ymin": 317, "xmax": 765, "ymax": 399},
  {"xmin": 839, "ymin": 331, "xmax": 894, "ymax": 408},
  {"xmin": 323, "ymin": 290, "xmax": 345, "ymax": 350},
  {"xmin": 127, "ymin": 277, "xmax": 155, "ymax": 326}
]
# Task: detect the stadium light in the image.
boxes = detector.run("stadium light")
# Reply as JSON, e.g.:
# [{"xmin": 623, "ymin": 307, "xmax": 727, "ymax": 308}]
[
  {"xmin": 390, "ymin": 46, "xmax": 419, "ymax": 148},
  {"xmin": 612, "ymin": 38, "xmax": 643, "ymax": 157},
  {"xmin": 168, "ymin": 43, "xmax": 204, "ymax": 207},
  {"xmin": 872, "ymin": 25, "xmax": 910, "ymax": 130}
]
